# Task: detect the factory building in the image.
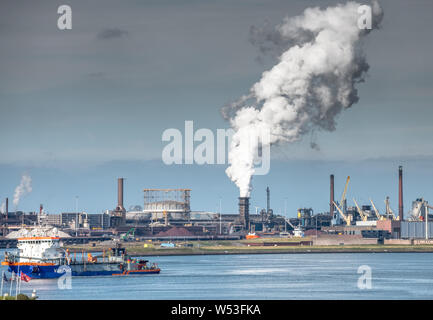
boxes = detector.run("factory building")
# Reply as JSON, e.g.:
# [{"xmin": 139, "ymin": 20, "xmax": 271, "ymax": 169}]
[
  {"xmin": 401, "ymin": 221, "xmax": 433, "ymax": 239},
  {"xmin": 144, "ymin": 188, "xmax": 191, "ymax": 220},
  {"xmin": 126, "ymin": 189, "xmax": 191, "ymax": 224},
  {"xmin": 38, "ymin": 212, "xmax": 110, "ymax": 230},
  {"xmin": 376, "ymin": 220, "xmax": 401, "ymax": 239},
  {"xmin": 40, "ymin": 214, "xmax": 62, "ymax": 226}
]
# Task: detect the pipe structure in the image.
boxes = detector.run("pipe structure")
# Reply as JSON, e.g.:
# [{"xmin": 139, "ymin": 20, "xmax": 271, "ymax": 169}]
[
  {"xmin": 266, "ymin": 187, "xmax": 270, "ymax": 214},
  {"xmin": 330, "ymin": 174, "xmax": 335, "ymax": 218},
  {"xmin": 399, "ymin": 166, "xmax": 403, "ymax": 221}
]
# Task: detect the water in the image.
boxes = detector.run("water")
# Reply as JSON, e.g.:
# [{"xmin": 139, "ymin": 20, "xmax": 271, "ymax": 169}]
[{"xmin": 1, "ymin": 249, "xmax": 433, "ymax": 300}]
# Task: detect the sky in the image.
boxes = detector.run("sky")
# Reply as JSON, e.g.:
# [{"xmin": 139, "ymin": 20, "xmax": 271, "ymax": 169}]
[{"xmin": 0, "ymin": 0, "xmax": 433, "ymax": 217}]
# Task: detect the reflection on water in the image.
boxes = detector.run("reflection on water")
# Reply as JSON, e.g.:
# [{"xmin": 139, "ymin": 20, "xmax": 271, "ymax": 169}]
[{"xmin": 1, "ymin": 249, "xmax": 433, "ymax": 300}]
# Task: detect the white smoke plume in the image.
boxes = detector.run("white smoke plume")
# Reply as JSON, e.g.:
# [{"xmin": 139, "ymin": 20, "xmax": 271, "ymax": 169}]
[
  {"xmin": 0, "ymin": 201, "xmax": 5, "ymax": 214},
  {"xmin": 224, "ymin": 1, "xmax": 383, "ymax": 197},
  {"xmin": 13, "ymin": 174, "xmax": 32, "ymax": 208}
]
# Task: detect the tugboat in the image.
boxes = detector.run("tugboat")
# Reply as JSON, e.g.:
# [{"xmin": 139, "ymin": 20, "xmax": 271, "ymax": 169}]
[
  {"xmin": 245, "ymin": 232, "xmax": 260, "ymax": 240},
  {"xmin": 2, "ymin": 237, "xmax": 160, "ymax": 279}
]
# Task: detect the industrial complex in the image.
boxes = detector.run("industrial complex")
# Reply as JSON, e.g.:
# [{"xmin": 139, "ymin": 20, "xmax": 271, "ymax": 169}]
[{"xmin": 1, "ymin": 166, "xmax": 433, "ymax": 248}]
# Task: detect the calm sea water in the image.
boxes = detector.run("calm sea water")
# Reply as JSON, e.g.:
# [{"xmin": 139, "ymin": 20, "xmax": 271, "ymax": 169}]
[{"xmin": 1, "ymin": 249, "xmax": 433, "ymax": 300}]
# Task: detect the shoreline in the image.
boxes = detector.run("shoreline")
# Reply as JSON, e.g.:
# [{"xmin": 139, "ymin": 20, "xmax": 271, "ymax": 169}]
[{"xmin": 64, "ymin": 244, "xmax": 433, "ymax": 256}]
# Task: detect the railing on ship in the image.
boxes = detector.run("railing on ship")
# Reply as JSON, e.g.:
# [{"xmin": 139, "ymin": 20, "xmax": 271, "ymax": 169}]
[{"xmin": 4, "ymin": 253, "xmax": 70, "ymax": 266}]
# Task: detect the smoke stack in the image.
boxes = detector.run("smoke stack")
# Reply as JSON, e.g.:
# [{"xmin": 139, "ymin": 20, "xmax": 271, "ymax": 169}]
[
  {"xmin": 40, "ymin": 204, "xmax": 43, "ymax": 215},
  {"xmin": 239, "ymin": 197, "xmax": 250, "ymax": 231},
  {"xmin": 266, "ymin": 187, "xmax": 270, "ymax": 213},
  {"xmin": 5, "ymin": 198, "xmax": 8, "ymax": 221},
  {"xmin": 330, "ymin": 174, "xmax": 335, "ymax": 217},
  {"xmin": 399, "ymin": 166, "xmax": 403, "ymax": 221},
  {"xmin": 117, "ymin": 178, "xmax": 124, "ymax": 211}
]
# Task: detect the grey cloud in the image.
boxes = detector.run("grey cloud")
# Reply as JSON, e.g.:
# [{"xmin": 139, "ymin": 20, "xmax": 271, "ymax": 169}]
[{"xmin": 96, "ymin": 28, "xmax": 129, "ymax": 40}]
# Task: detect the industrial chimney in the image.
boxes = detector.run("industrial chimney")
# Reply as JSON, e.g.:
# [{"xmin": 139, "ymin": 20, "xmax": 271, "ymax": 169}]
[
  {"xmin": 399, "ymin": 166, "xmax": 404, "ymax": 221},
  {"xmin": 5, "ymin": 197, "xmax": 8, "ymax": 222},
  {"xmin": 117, "ymin": 178, "xmax": 125, "ymax": 211},
  {"xmin": 239, "ymin": 197, "xmax": 250, "ymax": 231},
  {"xmin": 266, "ymin": 187, "xmax": 270, "ymax": 213},
  {"xmin": 330, "ymin": 174, "xmax": 335, "ymax": 217}
]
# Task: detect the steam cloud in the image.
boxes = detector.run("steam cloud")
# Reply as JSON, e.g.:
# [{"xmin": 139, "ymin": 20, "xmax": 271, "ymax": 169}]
[
  {"xmin": 0, "ymin": 201, "xmax": 4, "ymax": 214},
  {"xmin": 223, "ymin": 1, "xmax": 383, "ymax": 197},
  {"xmin": 13, "ymin": 174, "xmax": 32, "ymax": 208}
]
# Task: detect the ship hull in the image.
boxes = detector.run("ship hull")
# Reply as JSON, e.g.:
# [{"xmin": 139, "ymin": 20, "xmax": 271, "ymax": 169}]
[
  {"xmin": 69, "ymin": 262, "xmax": 160, "ymax": 276},
  {"xmin": 71, "ymin": 269, "xmax": 161, "ymax": 276},
  {"xmin": 4, "ymin": 262, "xmax": 160, "ymax": 278},
  {"xmin": 6, "ymin": 264, "xmax": 65, "ymax": 279}
]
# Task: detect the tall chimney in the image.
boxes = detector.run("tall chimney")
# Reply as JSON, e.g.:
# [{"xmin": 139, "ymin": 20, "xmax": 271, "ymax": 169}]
[
  {"xmin": 5, "ymin": 198, "xmax": 8, "ymax": 222},
  {"xmin": 399, "ymin": 166, "xmax": 403, "ymax": 221},
  {"xmin": 330, "ymin": 174, "xmax": 335, "ymax": 217},
  {"xmin": 239, "ymin": 197, "xmax": 250, "ymax": 231},
  {"xmin": 117, "ymin": 178, "xmax": 124, "ymax": 211},
  {"xmin": 266, "ymin": 187, "xmax": 270, "ymax": 213}
]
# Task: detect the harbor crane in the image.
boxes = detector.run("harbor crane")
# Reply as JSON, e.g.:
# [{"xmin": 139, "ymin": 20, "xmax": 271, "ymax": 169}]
[
  {"xmin": 333, "ymin": 201, "xmax": 352, "ymax": 226},
  {"xmin": 353, "ymin": 198, "xmax": 368, "ymax": 222},
  {"xmin": 369, "ymin": 199, "xmax": 382, "ymax": 220},
  {"xmin": 283, "ymin": 217, "xmax": 304, "ymax": 237},
  {"xmin": 384, "ymin": 196, "xmax": 397, "ymax": 220},
  {"xmin": 337, "ymin": 176, "xmax": 350, "ymax": 213}
]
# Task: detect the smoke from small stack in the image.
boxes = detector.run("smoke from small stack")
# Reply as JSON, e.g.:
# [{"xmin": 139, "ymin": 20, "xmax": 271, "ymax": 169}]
[
  {"xmin": 13, "ymin": 174, "xmax": 32, "ymax": 209},
  {"xmin": 399, "ymin": 166, "xmax": 403, "ymax": 221},
  {"xmin": 223, "ymin": 1, "xmax": 383, "ymax": 197},
  {"xmin": 330, "ymin": 174, "xmax": 335, "ymax": 217}
]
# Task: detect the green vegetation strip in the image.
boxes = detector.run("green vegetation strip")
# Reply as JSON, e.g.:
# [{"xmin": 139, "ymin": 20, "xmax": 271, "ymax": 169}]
[
  {"xmin": 1, "ymin": 294, "xmax": 36, "ymax": 300},
  {"xmin": 66, "ymin": 241, "xmax": 433, "ymax": 256}
]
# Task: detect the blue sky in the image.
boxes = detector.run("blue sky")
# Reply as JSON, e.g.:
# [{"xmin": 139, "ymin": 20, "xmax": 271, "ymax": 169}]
[{"xmin": 0, "ymin": 0, "xmax": 433, "ymax": 217}]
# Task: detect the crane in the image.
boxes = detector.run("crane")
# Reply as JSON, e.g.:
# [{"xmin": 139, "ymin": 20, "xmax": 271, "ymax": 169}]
[
  {"xmin": 369, "ymin": 199, "xmax": 382, "ymax": 220},
  {"xmin": 163, "ymin": 210, "xmax": 169, "ymax": 226},
  {"xmin": 121, "ymin": 228, "xmax": 136, "ymax": 241},
  {"xmin": 353, "ymin": 198, "xmax": 368, "ymax": 222},
  {"xmin": 333, "ymin": 201, "xmax": 352, "ymax": 226},
  {"xmin": 284, "ymin": 217, "xmax": 296, "ymax": 229},
  {"xmin": 338, "ymin": 176, "xmax": 350, "ymax": 213},
  {"xmin": 384, "ymin": 197, "xmax": 396, "ymax": 220},
  {"xmin": 283, "ymin": 218, "xmax": 304, "ymax": 237}
]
